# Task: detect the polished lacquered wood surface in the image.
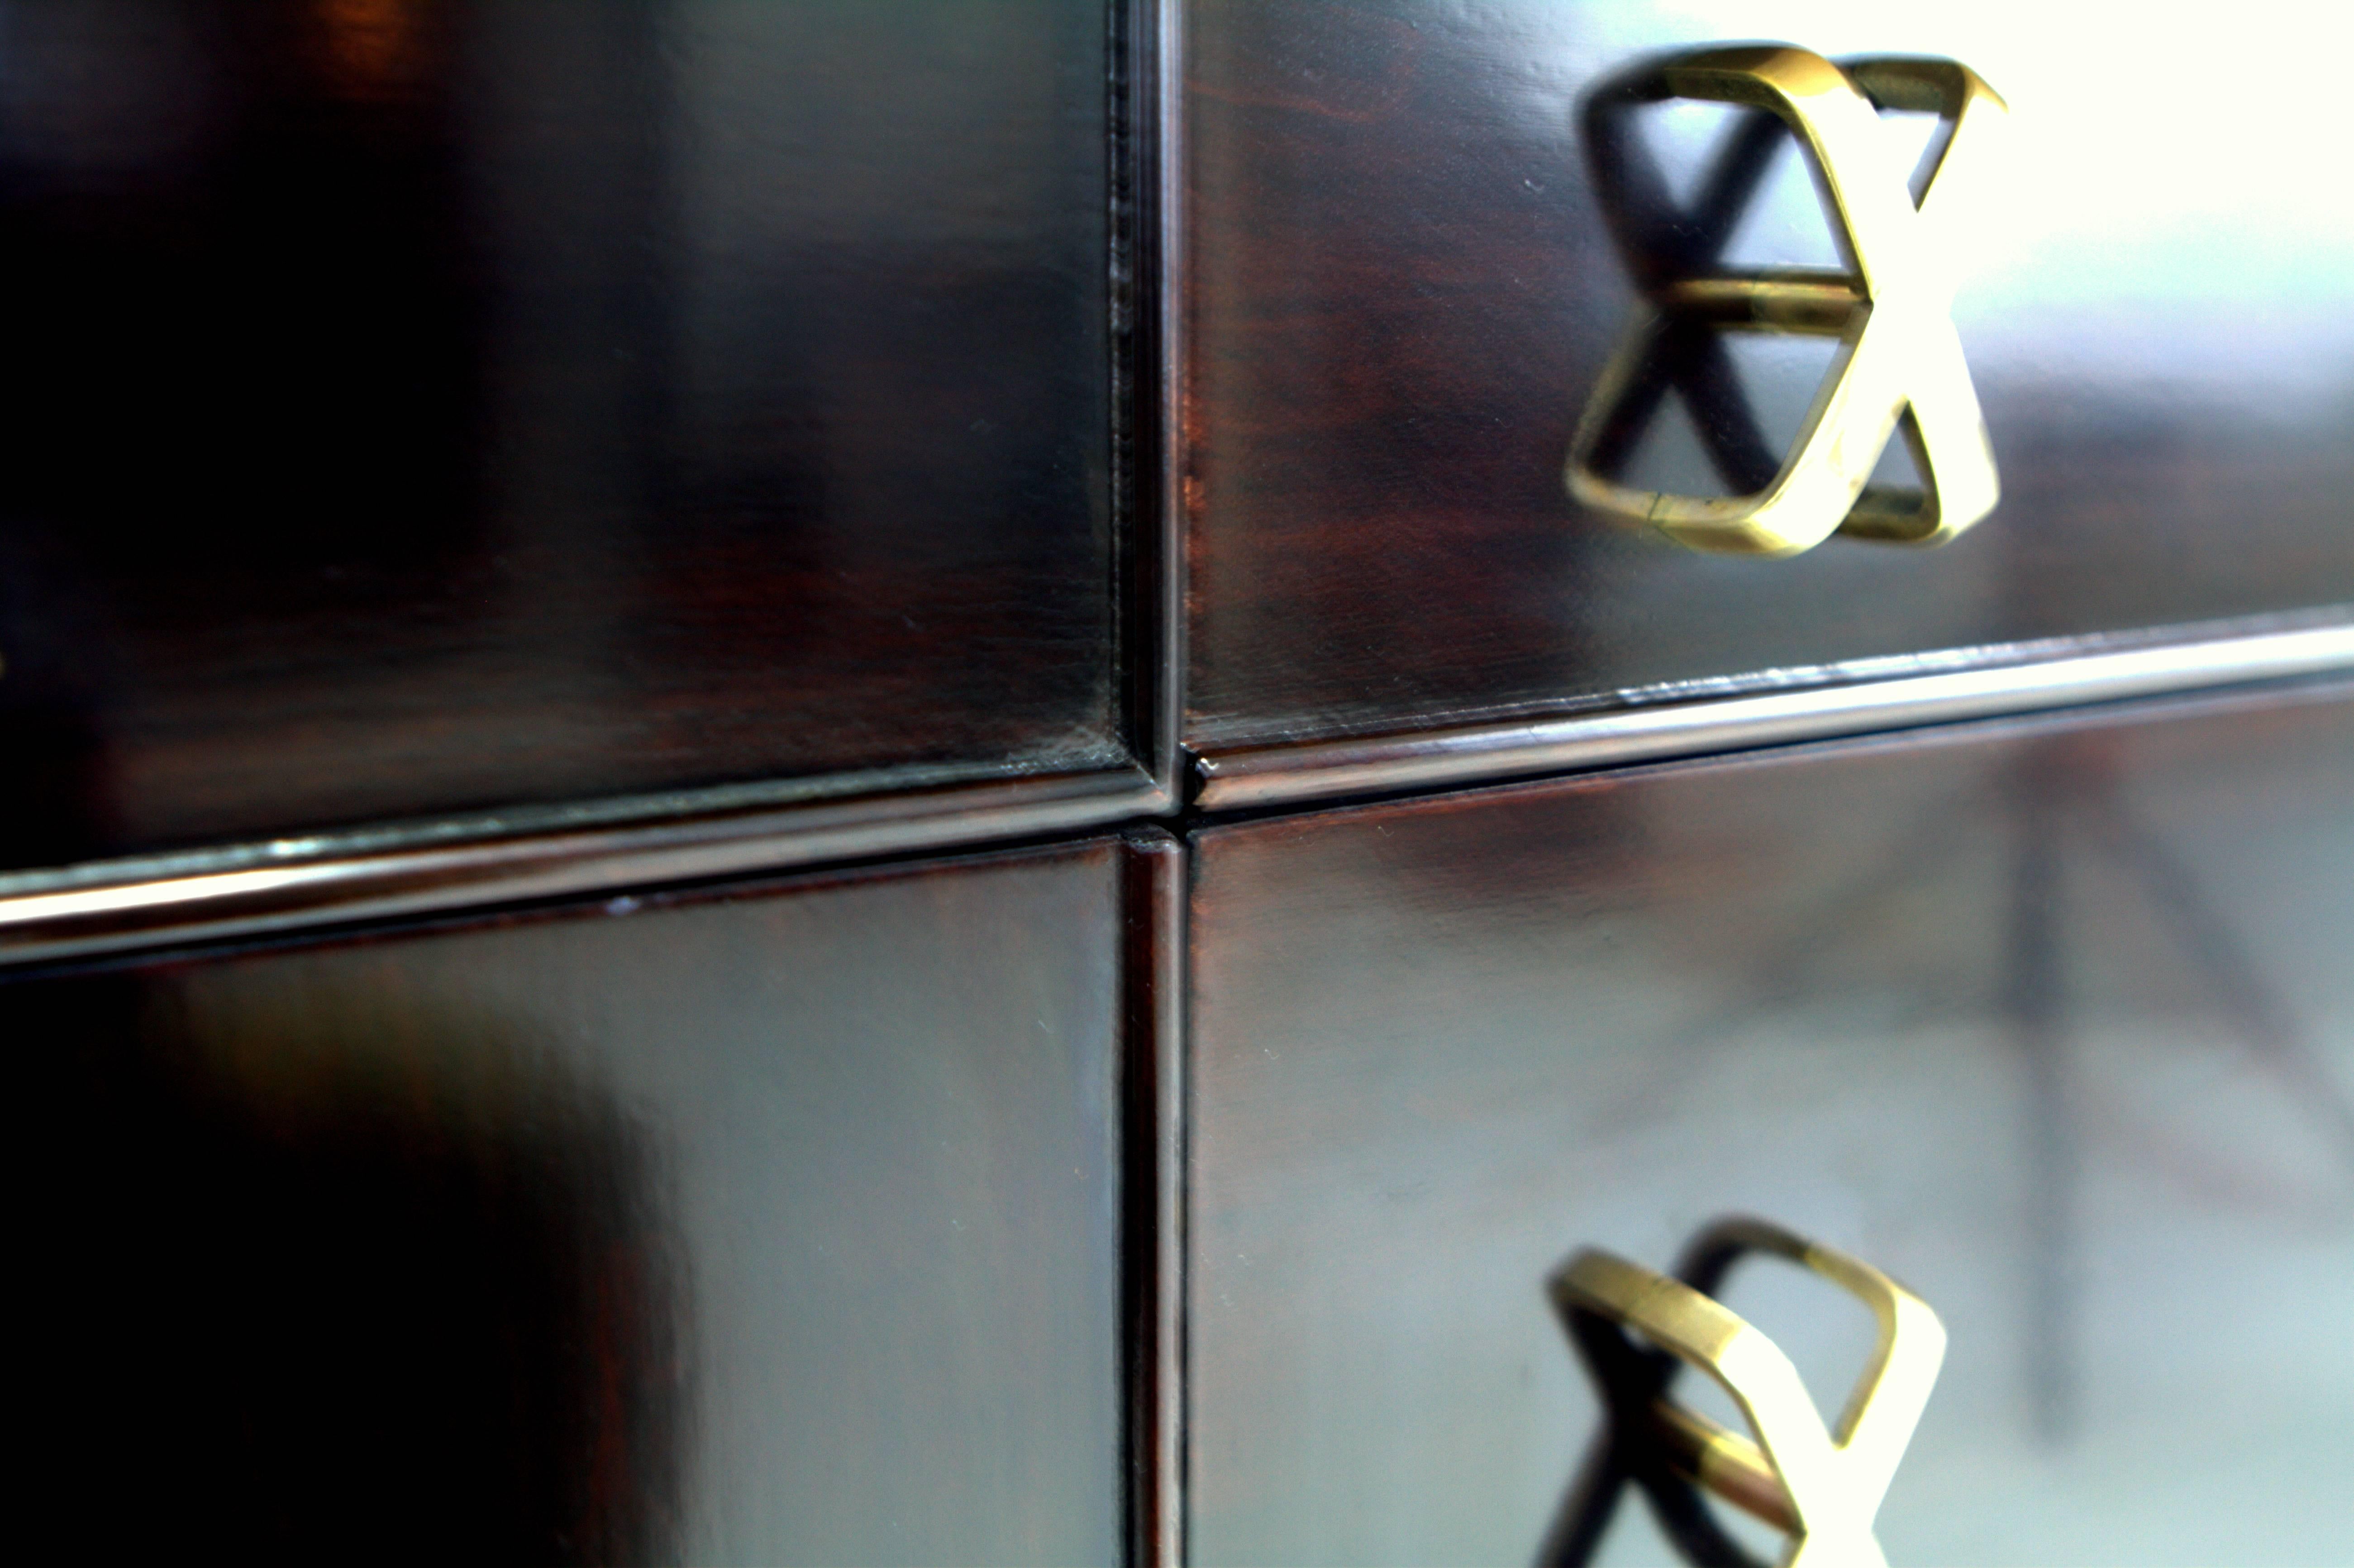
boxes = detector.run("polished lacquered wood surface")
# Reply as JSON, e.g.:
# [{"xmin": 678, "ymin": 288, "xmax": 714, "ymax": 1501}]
[
  {"xmin": 1185, "ymin": 0, "xmax": 2354, "ymax": 750},
  {"xmin": 1187, "ymin": 691, "xmax": 2354, "ymax": 1564},
  {"xmin": 0, "ymin": 0, "xmax": 1118, "ymax": 872},
  {"xmin": 12, "ymin": 839, "xmax": 1127, "ymax": 1564}
]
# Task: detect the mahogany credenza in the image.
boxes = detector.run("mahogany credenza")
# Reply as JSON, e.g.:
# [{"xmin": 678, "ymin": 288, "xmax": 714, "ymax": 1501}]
[{"xmin": 3, "ymin": 3, "xmax": 2349, "ymax": 1563}]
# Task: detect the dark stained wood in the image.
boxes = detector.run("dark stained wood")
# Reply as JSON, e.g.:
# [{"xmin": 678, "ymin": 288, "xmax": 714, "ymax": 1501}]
[
  {"xmin": 9, "ymin": 838, "xmax": 1129, "ymax": 1564},
  {"xmin": 0, "ymin": 0, "xmax": 1120, "ymax": 871},
  {"xmin": 1184, "ymin": 0, "xmax": 2354, "ymax": 751},
  {"xmin": 1186, "ymin": 690, "xmax": 2354, "ymax": 1563},
  {"xmin": 1118, "ymin": 827, "xmax": 1187, "ymax": 1568}
]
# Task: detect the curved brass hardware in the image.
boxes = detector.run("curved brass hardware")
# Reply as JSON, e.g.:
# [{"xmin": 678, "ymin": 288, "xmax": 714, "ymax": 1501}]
[
  {"xmin": 1543, "ymin": 1217, "xmax": 1946, "ymax": 1568},
  {"xmin": 1566, "ymin": 48, "xmax": 2006, "ymax": 556}
]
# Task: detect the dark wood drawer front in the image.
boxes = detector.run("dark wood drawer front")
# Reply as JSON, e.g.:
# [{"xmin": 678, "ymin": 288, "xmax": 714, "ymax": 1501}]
[
  {"xmin": 11, "ymin": 840, "xmax": 1126, "ymax": 1563},
  {"xmin": 1185, "ymin": 0, "xmax": 2354, "ymax": 750},
  {"xmin": 0, "ymin": 1, "xmax": 1118, "ymax": 869},
  {"xmin": 1188, "ymin": 692, "xmax": 2354, "ymax": 1563}
]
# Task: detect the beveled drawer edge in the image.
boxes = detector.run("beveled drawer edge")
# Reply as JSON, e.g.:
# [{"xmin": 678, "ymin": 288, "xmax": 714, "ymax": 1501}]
[
  {"xmin": 1191, "ymin": 611, "xmax": 2354, "ymax": 811},
  {"xmin": 1134, "ymin": 1, "xmax": 1188, "ymax": 1563},
  {"xmin": 0, "ymin": 763, "xmax": 1168, "ymax": 970}
]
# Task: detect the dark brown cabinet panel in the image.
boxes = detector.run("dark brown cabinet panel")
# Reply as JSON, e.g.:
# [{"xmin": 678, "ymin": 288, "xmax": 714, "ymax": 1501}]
[
  {"xmin": 1187, "ymin": 691, "xmax": 2354, "ymax": 1564},
  {"xmin": 1184, "ymin": 0, "xmax": 2354, "ymax": 751},
  {"xmin": 12, "ymin": 838, "xmax": 1130, "ymax": 1564},
  {"xmin": 0, "ymin": 0, "xmax": 1121, "ymax": 871}
]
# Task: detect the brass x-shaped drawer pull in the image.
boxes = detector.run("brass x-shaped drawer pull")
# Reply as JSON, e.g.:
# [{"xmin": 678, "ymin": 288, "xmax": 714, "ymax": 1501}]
[
  {"xmin": 1549, "ymin": 1217, "xmax": 1947, "ymax": 1568},
  {"xmin": 1567, "ymin": 47, "xmax": 2008, "ymax": 555}
]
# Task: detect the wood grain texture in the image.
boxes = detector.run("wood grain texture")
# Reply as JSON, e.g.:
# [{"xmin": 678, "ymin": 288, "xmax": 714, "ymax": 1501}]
[
  {"xmin": 1184, "ymin": 0, "xmax": 2354, "ymax": 751},
  {"xmin": 9, "ymin": 839, "xmax": 1127, "ymax": 1565},
  {"xmin": 0, "ymin": 0, "xmax": 1119, "ymax": 871},
  {"xmin": 1187, "ymin": 691, "xmax": 2354, "ymax": 1564}
]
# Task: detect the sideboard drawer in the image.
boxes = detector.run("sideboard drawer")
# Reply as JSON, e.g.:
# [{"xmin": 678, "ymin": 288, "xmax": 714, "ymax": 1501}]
[
  {"xmin": 1187, "ymin": 690, "xmax": 2354, "ymax": 1563},
  {"xmin": 11, "ymin": 836, "xmax": 1134, "ymax": 1563},
  {"xmin": 1185, "ymin": 0, "xmax": 2354, "ymax": 752},
  {"xmin": 0, "ymin": 0, "xmax": 1123, "ymax": 871}
]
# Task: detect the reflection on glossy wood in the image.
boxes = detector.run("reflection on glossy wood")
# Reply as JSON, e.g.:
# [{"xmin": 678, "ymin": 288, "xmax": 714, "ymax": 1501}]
[
  {"xmin": 11, "ymin": 840, "xmax": 1127, "ymax": 1564},
  {"xmin": 1184, "ymin": 0, "xmax": 2354, "ymax": 748},
  {"xmin": 1187, "ymin": 691, "xmax": 2354, "ymax": 1565},
  {"xmin": 0, "ymin": 0, "xmax": 1116, "ymax": 869}
]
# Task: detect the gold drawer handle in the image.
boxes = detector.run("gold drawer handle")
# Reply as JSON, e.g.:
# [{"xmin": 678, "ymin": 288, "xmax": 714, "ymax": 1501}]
[
  {"xmin": 1565, "ymin": 47, "xmax": 2007, "ymax": 557},
  {"xmin": 1545, "ymin": 1217, "xmax": 1946, "ymax": 1568}
]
